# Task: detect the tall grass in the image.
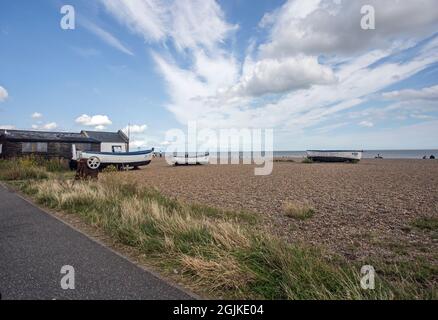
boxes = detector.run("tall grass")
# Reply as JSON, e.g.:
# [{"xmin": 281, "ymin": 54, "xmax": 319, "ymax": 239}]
[
  {"xmin": 0, "ymin": 156, "xmax": 71, "ymax": 181},
  {"xmin": 15, "ymin": 174, "xmax": 435, "ymax": 299}
]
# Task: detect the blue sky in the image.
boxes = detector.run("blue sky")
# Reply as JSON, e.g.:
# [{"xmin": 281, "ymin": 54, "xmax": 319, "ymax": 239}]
[{"xmin": 1, "ymin": 0, "xmax": 438, "ymax": 150}]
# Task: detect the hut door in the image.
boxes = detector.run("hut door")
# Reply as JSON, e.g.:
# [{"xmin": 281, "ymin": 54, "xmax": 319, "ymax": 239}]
[{"xmin": 71, "ymin": 144, "xmax": 77, "ymax": 160}]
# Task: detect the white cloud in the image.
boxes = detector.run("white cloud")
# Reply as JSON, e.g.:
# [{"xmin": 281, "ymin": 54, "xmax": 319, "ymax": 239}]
[
  {"xmin": 153, "ymin": 39, "xmax": 438, "ymax": 131},
  {"xmin": 129, "ymin": 139, "xmax": 150, "ymax": 149},
  {"xmin": 122, "ymin": 124, "xmax": 147, "ymax": 135},
  {"xmin": 43, "ymin": 122, "xmax": 57, "ymax": 130},
  {"xmin": 382, "ymin": 85, "xmax": 438, "ymax": 101},
  {"xmin": 31, "ymin": 122, "xmax": 58, "ymax": 130},
  {"xmin": 81, "ymin": 19, "xmax": 133, "ymax": 56},
  {"xmin": 259, "ymin": 0, "xmax": 438, "ymax": 58},
  {"xmin": 31, "ymin": 112, "xmax": 43, "ymax": 119},
  {"xmin": 0, "ymin": 86, "xmax": 8, "ymax": 102},
  {"xmin": 100, "ymin": 0, "xmax": 237, "ymax": 52},
  {"xmin": 168, "ymin": 0, "xmax": 237, "ymax": 52},
  {"xmin": 75, "ymin": 114, "xmax": 112, "ymax": 129},
  {"xmin": 0, "ymin": 125, "xmax": 15, "ymax": 129},
  {"xmin": 100, "ymin": 0, "xmax": 168, "ymax": 43},
  {"xmin": 227, "ymin": 56, "xmax": 335, "ymax": 97},
  {"xmin": 99, "ymin": 0, "xmax": 438, "ymax": 149},
  {"xmin": 359, "ymin": 121, "xmax": 374, "ymax": 127}
]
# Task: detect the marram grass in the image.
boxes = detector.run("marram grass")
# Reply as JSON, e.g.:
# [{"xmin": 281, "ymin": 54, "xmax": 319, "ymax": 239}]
[
  {"xmin": 10, "ymin": 173, "xmax": 435, "ymax": 300},
  {"xmin": 1, "ymin": 158, "xmax": 435, "ymax": 299}
]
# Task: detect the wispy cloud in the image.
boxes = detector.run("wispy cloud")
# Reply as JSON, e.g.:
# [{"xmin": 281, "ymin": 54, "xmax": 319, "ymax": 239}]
[
  {"xmin": 382, "ymin": 85, "xmax": 438, "ymax": 101},
  {"xmin": 0, "ymin": 85, "xmax": 8, "ymax": 102},
  {"xmin": 81, "ymin": 19, "xmax": 134, "ymax": 56},
  {"xmin": 100, "ymin": 0, "xmax": 237, "ymax": 52}
]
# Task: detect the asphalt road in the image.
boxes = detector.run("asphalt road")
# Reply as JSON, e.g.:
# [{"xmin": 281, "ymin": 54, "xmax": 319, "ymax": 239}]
[{"xmin": 0, "ymin": 184, "xmax": 193, "ymax": 300}]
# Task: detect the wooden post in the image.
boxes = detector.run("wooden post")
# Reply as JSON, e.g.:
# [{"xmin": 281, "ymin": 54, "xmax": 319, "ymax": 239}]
[{"xmin": 75, "ymin": 159, "xmax": 98, "ymax": 180}]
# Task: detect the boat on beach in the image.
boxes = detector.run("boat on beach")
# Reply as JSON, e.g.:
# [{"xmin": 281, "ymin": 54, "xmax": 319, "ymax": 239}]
[
  {"xmin": 171, "ymin": 152, "xmax": 210, "ymax": 165},
  {"xmin": 306, "ymin": 150, "xmax": 363, "ymax": 162},
  {"xmin": 74, "ymin": 148, "xmax": 154, "ymax": 169}
]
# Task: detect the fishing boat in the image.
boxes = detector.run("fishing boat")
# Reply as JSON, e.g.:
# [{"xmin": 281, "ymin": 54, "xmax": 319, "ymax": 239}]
[
  {"xmin": 171, "ymin": 152, "xmax": 210, "ymax": 165},
  {"xmin": 306, "ymin": 150, "xmax": 363, "ymax": 162},
  {"xmin": 74, "ymin": 148, "xmax": 154, "ymax": 170}
]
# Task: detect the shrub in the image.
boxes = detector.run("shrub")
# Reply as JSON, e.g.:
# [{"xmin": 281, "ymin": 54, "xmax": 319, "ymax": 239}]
[
  {"xmin": 302, "ymin": 157, "xmax": 313, "ymax": 164},
  {"xmin": 274, "ymin": 158, "xmax": 295, "ymax": 163},
  {"xmin": 102, "ymin": 165, "xmax": 118, "ymax": 173},
  {"xmin": 283, "ymin": 201, "xmax": 315, "ymax": 220},
  {"xmin": 411, "ymin": 217, "xmax": 438, "ymax": 232}
]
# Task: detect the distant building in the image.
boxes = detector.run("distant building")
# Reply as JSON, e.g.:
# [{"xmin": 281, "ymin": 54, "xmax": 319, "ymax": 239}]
[
  {"xmin": 81, "ymin": 130, "xmax": 129, "ymax": 153},
  {"xmin": 0, "ymin": 129, "xmax": 100, "ymax": 159}
]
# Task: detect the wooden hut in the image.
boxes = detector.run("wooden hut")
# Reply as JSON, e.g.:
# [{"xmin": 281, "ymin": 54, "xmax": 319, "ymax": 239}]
[{"xmin": 0, "ymin": 129, "xmax": 100, "ymax": 159}]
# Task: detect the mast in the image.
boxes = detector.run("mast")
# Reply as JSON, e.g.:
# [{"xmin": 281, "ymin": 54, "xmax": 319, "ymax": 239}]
[{"xmin": 127, "ymin": 123, "xmax": 130, "ymax": 152}]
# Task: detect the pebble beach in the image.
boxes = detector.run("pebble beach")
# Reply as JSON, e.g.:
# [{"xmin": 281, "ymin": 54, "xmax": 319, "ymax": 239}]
[{"xmin": 120, "ymin": 158, "xmax": 438, "ymax": 263}]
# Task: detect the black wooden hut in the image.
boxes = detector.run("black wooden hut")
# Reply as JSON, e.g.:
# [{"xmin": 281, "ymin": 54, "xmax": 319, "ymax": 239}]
[{"xmin": 0, "ymin": 129, "xmax": 100, "ymax": 159}]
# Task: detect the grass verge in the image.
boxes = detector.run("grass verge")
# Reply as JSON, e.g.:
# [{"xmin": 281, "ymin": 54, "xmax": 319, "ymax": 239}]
[{"xmin": 1, "ymin": 159, "xmax": 436, "ymax": 299}]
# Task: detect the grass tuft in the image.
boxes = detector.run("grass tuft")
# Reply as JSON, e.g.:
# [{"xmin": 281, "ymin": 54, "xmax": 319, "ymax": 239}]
[
  {"xmin": 283, "ymin": 201, "xmax": 315, "ymax": 220},
  {"xmin": 411, "ymin": 217, "xmax": 438, "ymax": 232}
]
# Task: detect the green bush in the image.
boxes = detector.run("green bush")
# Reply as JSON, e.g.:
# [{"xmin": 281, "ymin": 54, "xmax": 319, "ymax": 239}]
[{"xmin": 102, "ymin": 165, "xmax": 118, "ymax": 173}]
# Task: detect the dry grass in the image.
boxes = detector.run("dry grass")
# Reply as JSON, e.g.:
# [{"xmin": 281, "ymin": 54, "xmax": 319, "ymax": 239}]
[
  {"xmin": 2, "ymin": 158, "xmax": 436, "ymax": 299},
  {"xmin": 283, "ymin": 201, "xmax": 315, "ymax": 220},
  {"xmin": 10, "ymin": 173, "xmax": 436, "ymax": 299},
  {"xmin": 0, "ymin": 156, "xmax": 71, "ymax": 181}
]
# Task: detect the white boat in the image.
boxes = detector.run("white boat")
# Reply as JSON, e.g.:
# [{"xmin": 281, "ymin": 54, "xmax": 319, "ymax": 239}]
[
  {"xmin": 75, "ymin": 148, "xmax": 154, "ymax": 169},
  {"xmin": 306, "ymin": 150, "xmax": 363, "ymax": 162},
  {"xmin": 171, "ymin": 152, "xmax": 210, "ymax": 165}
]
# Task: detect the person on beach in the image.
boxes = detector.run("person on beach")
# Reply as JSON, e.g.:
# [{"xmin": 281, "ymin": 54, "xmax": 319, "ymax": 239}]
[{"xmin": 430, "ymin": 155, "xmax": 436, "ymax": 159}]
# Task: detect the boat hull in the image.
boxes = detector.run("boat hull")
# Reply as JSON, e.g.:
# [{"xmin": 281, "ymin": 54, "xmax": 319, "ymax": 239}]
[
  {"xmin": 171, "ymin": 155, "xmax": 210, "ymax": 165},
  {"xmin": 79, "ymin": 149, "xmax": 154, "ymax": 166},
  {"xmin": 306, "ymin": 150, "xmax": 363, "ymax": 162}
]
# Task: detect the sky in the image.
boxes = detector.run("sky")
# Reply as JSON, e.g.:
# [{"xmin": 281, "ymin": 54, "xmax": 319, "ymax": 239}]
[{"xmin": 1, "ymin": 0, "xmax": 438, "ymax": 150}]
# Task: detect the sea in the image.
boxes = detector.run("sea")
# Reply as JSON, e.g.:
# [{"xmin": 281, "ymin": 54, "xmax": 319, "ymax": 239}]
[
  {"xmin": 164, "ymin": 150, "xmax": 438, "ymax": 159},
  {"xmin": 273, "ymin": 150, "xmax": 438, "ymax": 159}
]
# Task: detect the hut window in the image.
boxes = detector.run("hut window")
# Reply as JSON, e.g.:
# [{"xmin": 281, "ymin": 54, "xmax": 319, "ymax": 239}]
[
  {"xmin": 112, "ymin": 145, "xmax": 122, "ymax": 153},
  {"xmin": 0, "ymin": 144, "xmax": 2, "ymax": 154},
  {"xmin": 22, "ymin": 142, "xmax": 48, "ymax": 153}
]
